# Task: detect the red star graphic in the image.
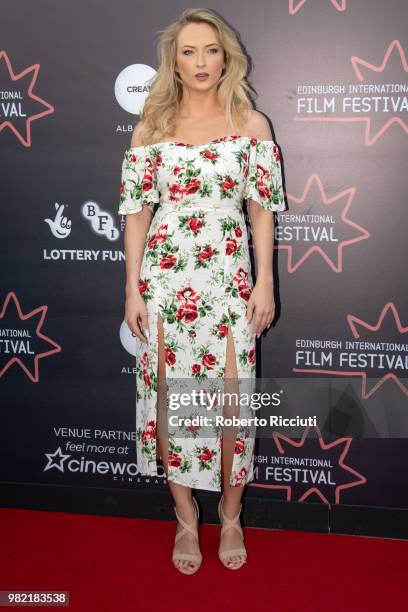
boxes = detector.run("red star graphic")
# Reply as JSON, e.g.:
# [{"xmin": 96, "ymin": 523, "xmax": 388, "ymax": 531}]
[
  {"xmin": 0, "ymin": 291, "xmax": 61, "ymax": 382},
  {"xmin": 294, "ymin": 302, "xmax": 408, "ymax": 398},
  {"xmin": 289, "ymin": 0, "xmax": 347, "ymax": 14},
  {"xmin": 250, "ymin": 426, "xmax": 366, "ymax": 507},
  {"xmin": 295, "ymin": 40, "xmax": 408, "ymax": 144},
  {"xmin": 0, "ymin": 50, "xmax": 54, "ymax": 147},
  {"xmin": 276, "ymin": 174, "xmax": 369, "ymax": 272}
]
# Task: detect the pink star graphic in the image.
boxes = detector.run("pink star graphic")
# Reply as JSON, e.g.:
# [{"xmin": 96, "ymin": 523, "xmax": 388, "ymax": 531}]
[
  {"xmin": 289, "ymin": 0, "xmax": 347, "ymax": 14},
  {"xmin": 276, "ymin": 174, "xmax": 369, "ymax": 272},
  {"xmin": 0, "ymin": 291, "xmax": 61, "ymax": 382},
  {"xmin": 0, "ymin": 50, "xmax": 54, "ymax": 147},
  {"xmin": 294, "ymin": 302, "xmax": 408, "ymax": 398},
  {"xmin": 250, "ymin": 426, "xmax": 366, "ymax": 507},
  {"xmin": 295, "ymin": 40, "xmax": 408, "ymax": 144}
]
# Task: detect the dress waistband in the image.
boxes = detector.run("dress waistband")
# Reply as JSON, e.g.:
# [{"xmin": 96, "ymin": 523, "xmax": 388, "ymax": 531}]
[{"xmin": 157, "ymin": 205, "xmax": 242, "ymax": 214}]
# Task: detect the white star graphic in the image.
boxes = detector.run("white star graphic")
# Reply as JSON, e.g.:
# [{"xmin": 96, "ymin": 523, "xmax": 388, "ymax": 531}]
[{"xmin": 44, "ymin": 447, "xmax": 71, "ymax": 473}]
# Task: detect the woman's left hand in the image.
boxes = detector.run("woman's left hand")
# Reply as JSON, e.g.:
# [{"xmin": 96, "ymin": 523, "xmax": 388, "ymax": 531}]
[{"xmin": 246, "ymin": 279, "xmax": 275, "ymax": 338}]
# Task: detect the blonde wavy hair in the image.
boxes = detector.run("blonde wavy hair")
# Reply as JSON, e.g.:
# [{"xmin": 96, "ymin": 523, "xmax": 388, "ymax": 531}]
[{"xmin": 138, "ymin": 7, "xmax": 256, "ymax": 145}]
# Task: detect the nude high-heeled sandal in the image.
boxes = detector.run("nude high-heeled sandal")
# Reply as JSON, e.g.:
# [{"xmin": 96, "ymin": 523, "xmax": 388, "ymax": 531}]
[
  {"xmin": 218, "ymin": 494, "xmax": 247, "ymax": 569},
  {"xmin": 172, "ymin": 496, "xmax": 203, "ymax": 575}
]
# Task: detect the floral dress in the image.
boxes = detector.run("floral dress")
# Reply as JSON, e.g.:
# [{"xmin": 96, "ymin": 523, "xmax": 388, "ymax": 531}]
[{"xmin": 118, "ymin": 134, "xmax": 286, "ymax": 491}]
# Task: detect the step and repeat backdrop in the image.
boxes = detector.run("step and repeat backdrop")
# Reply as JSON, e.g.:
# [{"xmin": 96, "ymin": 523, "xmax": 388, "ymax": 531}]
[{"xmin": 1, "ymin": 1, "xmax": 407, "ymax": 516}]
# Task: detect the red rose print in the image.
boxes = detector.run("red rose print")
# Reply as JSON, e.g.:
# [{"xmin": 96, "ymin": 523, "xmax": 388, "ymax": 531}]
[
  {"xmin": 226, "ymin": 238, "xmax": 238, "ymax": 255},
  {"xmin": 165, "ymin": 347, "xmax": 176, "ymax": 366},
  {"xmin": 257, "ymin": 182, "xmax": 271, "ymax": 201},
  {"xmin": 234, "ymin": 225, "xmax": 243, "ymax": 238},
  {"xmin": 235, "ymin": 439, "xmax": 245, "ymax": 455},
  {"xmin": 140, "ymin": 352, "xmax": 150, "ymax": 368},
  {"xmin": 239, "ymin": 287, "xmax": 252, "ymax": 302},
  {"xmin": 189, "ymin": 218, "xmax": 204, "ymax": 233},
  {"xmin": 256, "ymin": 164, "xmax": 271, "ymax": 181},
  {"xmin": 147, "ymin": 236, "xmax": 158, "ymax": 248},
  {"xmin": 201, "ymin": 150, "xmax": 218, "ymax": 160},
  {"xmin": 202, "ymin": 353, "xmax": 216, "ymax": 369},
  {"xmin": 198, "ymin": 246, "xmax": 214, "ymax": 261},
  {"xmin": 156, "ymin": 225, "xmax": 168, "ymax": 242},
  {"xmin": 185, "ymin": 177, "xmax": 202, "ymax": 195},
  {"xmin": 221, "ymin": 177, "xmax": 237, "ymax": 191},
  {"xmin": 176, "ymin": 287, "xmax": 201, "ymax": 302},
  {"xmin": 138, "ymin": 279, "xmax": 148, "ymax": 295},
  {"xmin": 141, "ymin": 420, "xmax": 156, "ymax": 444},
  {"xmin": 160, "ymin": 254, "xmax": 177, "ymax": 269},
  {"xmin": 176, "ymin": 301, "xmax": 198, "ymax": 323},
  {"xmin": 168, "ymin": 183, "xmax": 186, "ymax": 202},
  {"xmin": 248, "ymin": 348, "xmax": 256, "ymax": 364},
  {"xmin": 218, "ymin": 323, "xmax": 228, "ymax": 338},
  {"xmin": 192, "ymin": 364, "xmax": 201, "ymax": 375},
  {"xmin": 120, "ymin": 182, "xmax": 125, "ymax": 195},
  {"xmin": 234, "ymin": 466, "xmax": 248, "ymax": 485},
  {"xmin": 143, "ymin": 370, "xmax": 151, "ymax": 387},
  {"xmin": 130, "ymin": 154, "xmax": 137, "ymax": 163},
  {"xmin": 168, "ymin": 453, "xmax": 182, "ymax": 467},
  {"xmin": 200, "ymin": 448, "xmax": 215, "ymax": 462},
  {"xmin": 233, "ymin": 268, "xmax": 249, "ymax": 284}
]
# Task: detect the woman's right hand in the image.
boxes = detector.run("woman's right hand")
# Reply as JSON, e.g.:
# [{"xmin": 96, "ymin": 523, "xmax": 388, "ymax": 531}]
[{"xmin": 124, "ymin": 288, "xmax": 150, "ymax": 344}]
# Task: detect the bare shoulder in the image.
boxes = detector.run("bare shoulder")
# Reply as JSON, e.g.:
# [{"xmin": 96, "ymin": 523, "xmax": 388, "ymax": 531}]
[
  {"xmin": 130, "ymin": 121, "xmax": 145, "ymax": 148},
  {"xmin": 244, "ymin": 109, "xmax": 273, "ymax": 141}
]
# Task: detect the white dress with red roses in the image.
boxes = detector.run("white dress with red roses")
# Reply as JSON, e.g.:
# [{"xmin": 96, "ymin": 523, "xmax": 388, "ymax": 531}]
[{"xmin": 118, "ymin": 134, "xmax": 285, "ymax": 491}]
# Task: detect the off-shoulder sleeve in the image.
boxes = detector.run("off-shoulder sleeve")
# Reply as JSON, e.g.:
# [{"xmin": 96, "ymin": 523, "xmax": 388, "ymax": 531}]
[
  {"xmin": 118, "ymin": 146, "xmax": 159, "ymax": 215},
  {"xmin": 243, "ymin": 139, "xmax": 286, "ymax": 212}
]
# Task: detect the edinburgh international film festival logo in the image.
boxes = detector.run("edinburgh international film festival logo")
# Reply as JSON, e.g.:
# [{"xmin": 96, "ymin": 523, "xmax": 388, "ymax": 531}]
[
  {"xmin": 293, "ymin": 302, "xmax": 408, "ymax": 399},
  {"xmin": 274, "ymin": 174, "xmax": 369, "ymax": 273},
  {"xmin": 251, "ymin": 426, "xmax": 366, "ymax": 507},
  {"xmin": 0, "ymin": 50, "xmax": 54, "ymax": 146},
  {"xmin": 294, "ymin": 39, "xmax": 408, "ymax": 145},
  {"xmin": 0, "ymin": 292, "xmax": 61, "ymax": 382},
  {"xmin": 289, "ymin": 0, "xmax": 347, "ymax": 14}
]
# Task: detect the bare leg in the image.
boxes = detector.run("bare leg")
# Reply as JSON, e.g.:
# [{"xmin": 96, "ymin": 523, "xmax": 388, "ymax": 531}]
[
  {"xmin": 220, "ymin": 324, "xmax": 246, "ymax": 569},
  {"xmin": 156, "ymin": 312, "xmax": 201, "ymax": 572}
]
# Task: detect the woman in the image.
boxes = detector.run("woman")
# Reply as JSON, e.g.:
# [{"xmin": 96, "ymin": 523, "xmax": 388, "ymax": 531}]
[{"xmin": 118, "ymin": 8, "xmax": 285, "ymax": 574}]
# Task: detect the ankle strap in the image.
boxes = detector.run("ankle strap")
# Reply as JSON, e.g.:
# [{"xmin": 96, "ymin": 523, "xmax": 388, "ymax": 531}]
[
  {"xmin": 219, "ymin": 500, "xmax": 243, "ymax": 538},
  {"xmin": 174, "ymin": 506, "xmax": 198, "ymax": 543}
]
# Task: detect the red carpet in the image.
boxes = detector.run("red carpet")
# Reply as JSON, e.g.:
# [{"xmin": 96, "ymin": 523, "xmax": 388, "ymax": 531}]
[{"xmin": 2, "ymin": 507, "xmax": 407, "ymax": 612}]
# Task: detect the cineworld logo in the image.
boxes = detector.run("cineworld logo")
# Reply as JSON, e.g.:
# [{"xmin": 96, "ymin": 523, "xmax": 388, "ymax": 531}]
[
  {"xmin": 0, "ymin": 50, "xmax": 54, "ymax": 147},
  {"xmin": 251, "ymin": 426, "xmax": 366, "ymax": 507},
  {"xmin": 275, "ymin": 174, "xmax": 369, "ymax": 273},
  {"xmin": 294, "ymin": 40, "xmax": 408, "ymax": 145},
  {"xmin": 44, "ymin": 447, "xmax": 148, "ymax": 477},
  {"xmin": 293, "ymin": 302, "xmax": 408, "ymax": 398},
  {"xmin": 289, "ymin": 0, "xmax": 347, "ymax": 14}
]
